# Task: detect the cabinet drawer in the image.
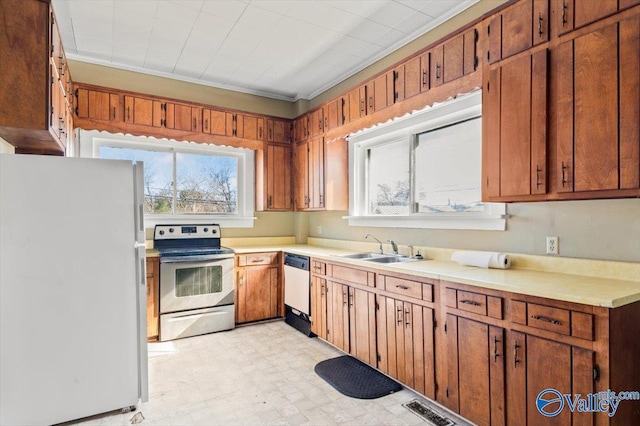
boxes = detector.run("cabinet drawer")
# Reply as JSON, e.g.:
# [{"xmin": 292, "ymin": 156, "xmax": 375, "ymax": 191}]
[
  {"xmin": 329, "ymin": 264, "xmax": 375, "ymax": 287},
  {"xmin": 311, "ymin": 260, "xmax": 326, "ymax": 275},
  {"xmin": 527, "ymin": 303, "xmax": 571, "ymax": 335},
  {"xmin": 381, "ymin": 276, "xmax": 434, "ymax": 302},
  {"xmin": 237, "ymin": 252, "xmax": 278, "ymax": 266},
  {"xmin": 447, "ymin": 287, "xmax": 503, "ymax": 319},
  {"xmin": 513, "ymin": 301, "xmax": 594, "ymax": 340}
]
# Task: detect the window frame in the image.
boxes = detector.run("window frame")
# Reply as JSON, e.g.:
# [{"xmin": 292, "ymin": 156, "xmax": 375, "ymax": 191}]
[
  {"xmin": 347, "ymin": 90, "xmax": 506, "ymax": 231},
  {"xmin": 78, "ymin": 130, "xmax": 255, "ymax": 228}
]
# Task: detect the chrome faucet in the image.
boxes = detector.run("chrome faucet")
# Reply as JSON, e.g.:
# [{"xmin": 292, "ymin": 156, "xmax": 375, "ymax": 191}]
[
  {"xmin": 365, "ymin": 234, "xmax": 384, "ymax": 254},
  {"xmin": 388, "ymin": 240, "xmax": 398, "ymax": 255}
]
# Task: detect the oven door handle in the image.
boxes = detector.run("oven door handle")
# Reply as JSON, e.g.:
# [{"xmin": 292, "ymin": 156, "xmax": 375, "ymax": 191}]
[{"xmin": 160, "ymin": 254, "xmax": 234, "ymax": 263}]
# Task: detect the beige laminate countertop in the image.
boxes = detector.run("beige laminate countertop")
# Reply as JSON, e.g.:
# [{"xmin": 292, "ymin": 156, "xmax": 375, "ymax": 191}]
[{"xmin": 230, "ymin": 244, "xmax": 640, "ymax": 309}]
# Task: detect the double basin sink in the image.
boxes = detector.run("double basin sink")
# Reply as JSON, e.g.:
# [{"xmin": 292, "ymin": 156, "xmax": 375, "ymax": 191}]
[{"xmin": 338, "ymin": 252, "xmax": 419, "ymax": 263}]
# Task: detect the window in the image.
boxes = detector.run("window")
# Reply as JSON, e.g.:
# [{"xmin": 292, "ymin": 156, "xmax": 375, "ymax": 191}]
[
  {"xmin": 79, "ymin": 130, "xmax": 255, "ymax": 228},
  {"xmin": 348, "ymin": 90, "xmax": 506, "ymax": 230}
]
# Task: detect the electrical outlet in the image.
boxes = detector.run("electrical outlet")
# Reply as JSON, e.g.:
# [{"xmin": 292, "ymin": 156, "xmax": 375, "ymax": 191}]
[
  {"xmin": 546, "ymin": 236, "xmax": 559, "ymax": 255},
  {"xmin": 317, "ymin": 225, "xmax": 322, "ymax": 235}
]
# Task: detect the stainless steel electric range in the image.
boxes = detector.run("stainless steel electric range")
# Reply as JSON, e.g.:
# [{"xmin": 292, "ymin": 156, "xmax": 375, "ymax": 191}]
[{"xmin": 154, "ymin": 224, "xmax": 235, "ymax": 341}]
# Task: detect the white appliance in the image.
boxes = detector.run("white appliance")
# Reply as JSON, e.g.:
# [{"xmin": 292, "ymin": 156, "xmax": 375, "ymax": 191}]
[
  {"xmin": 283, "ymin": 253, "xmax": 312, "ymax": 336},
  {"xmin": 0, "ymin": 154, "xmax": 148, "ymax": 426}
]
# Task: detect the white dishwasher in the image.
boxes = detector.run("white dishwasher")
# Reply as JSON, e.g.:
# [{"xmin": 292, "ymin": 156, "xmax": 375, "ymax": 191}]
[{"xmin": 283, "ymin": 253, "xmax": 312, "ymax": 336}]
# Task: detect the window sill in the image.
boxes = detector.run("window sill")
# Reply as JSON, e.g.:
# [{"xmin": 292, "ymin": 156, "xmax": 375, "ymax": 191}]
[
  {"xmin": 144, "ymin": 215, "xmax": 257, "ymax": 229},
  {"xmin": 344, "ymin": 213, "xmax": 507, "ymax": 231}
]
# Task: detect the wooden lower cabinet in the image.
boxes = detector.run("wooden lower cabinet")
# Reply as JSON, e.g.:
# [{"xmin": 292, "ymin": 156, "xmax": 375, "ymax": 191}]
[
  {"xmin": 235, "ymin": 252, "xmax": 282, "ymax": 324},
  {"xmin": 310, "ymin": 274, "xmax": 328, "ymax": 339},
  {"xmin": 506, "ymin": 332, "xmax": 595, "ymax": 426},
  {"xmin": 377, "ymin": 296, "xmax": 435, "ymax": 398},
  {"xmin": 325, "ymin": 281, "xmax": 377, "ymax": 366},
  {"xmin": 445, "ymin": 315, "xmax": 505, "ymax": 425},
  {"xmin": 146, "ymin": 257, "xmax": 160, "ymax": 341}
]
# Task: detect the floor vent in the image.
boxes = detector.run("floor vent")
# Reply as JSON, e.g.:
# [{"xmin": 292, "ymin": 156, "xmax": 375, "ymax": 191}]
[{"xmin": 403, "ymin": 399, "xmax": 456, "ymax": 426}]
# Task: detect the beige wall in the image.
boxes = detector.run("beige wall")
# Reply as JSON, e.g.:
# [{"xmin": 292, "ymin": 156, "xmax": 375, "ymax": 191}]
[
  {"xmin": 0, "ymin": 137, "xmax": 15, "ymax": 154},
  {"xmin": 304, "ymin": 199, "xmax": 640, "ymax": 263}
]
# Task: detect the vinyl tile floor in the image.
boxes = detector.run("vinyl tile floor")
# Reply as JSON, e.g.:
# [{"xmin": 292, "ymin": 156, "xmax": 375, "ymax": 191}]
[{"xmin": 69, "ymin": 320, "xmax": 472, "ymax": 426}]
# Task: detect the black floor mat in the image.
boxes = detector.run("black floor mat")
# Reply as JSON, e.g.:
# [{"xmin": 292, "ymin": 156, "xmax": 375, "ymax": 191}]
[{"xmin": 314, "ymin": 355, "xmax": 402, "ymax": 399}]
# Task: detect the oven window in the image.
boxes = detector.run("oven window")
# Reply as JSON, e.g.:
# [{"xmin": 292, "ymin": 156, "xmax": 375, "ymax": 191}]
[{"xmin": 174, "ymin": 266, "xmax": 222, "ymax": 297}]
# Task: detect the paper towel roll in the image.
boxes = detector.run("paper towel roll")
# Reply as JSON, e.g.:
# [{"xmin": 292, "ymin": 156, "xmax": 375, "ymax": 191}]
[{"xmin": 451, "ymin": 251, "xmax": 511, "ymax": 269}]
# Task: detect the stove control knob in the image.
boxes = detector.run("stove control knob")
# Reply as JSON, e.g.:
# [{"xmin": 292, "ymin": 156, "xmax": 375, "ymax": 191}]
[
  {"xmin": 169, "ymin": 228, "xmax": 174, "ymax": 233},
  {"xmin": 204, "ymin": 227, "xmax": 209, "ymax": 233},
  {"xmin": 159, "ymin": 230, "xmax": 165, "ymax": 236},
  {"xmin": 212, "ymin": 229, "xmax": 217, "ymax": 234}
]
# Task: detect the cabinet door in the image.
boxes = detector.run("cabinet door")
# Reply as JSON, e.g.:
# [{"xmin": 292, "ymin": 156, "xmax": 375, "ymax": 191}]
[
  {"xmin": 348, "ymin": 87, "xmax": 362, "ymax": 122},
  {"xmin": 463, "ymin": 29, "xmax": 478, "ymax": 75},
  {"xmin": 444, "ymin": 34, "xmax": 464, "ymax": 83},
  {"xmin": 501, "ymin": 0, "xmax": 533, "ymax": 59},
  {"xmin": 243, "ymin": 115, "xmax": 258, "ymax": 140},
  {"xmin": 348, "ymin": 287, "xmax": 376, "ymax": 366},
  {"xmin": 372, "ymin": 73, "xmax": 388, "ymax": 112},
  {"xmin": 226, "ymin": 113, "xmax": 243, "ymax": 137},
  {"xmin": 447, "ymin": 315, "xmax": 505, "ymax": 426},
  {"xmin": 124, "ymin": 96, "xmax": 154, "ymax": 127},
  {"xmin": 404, "ymin": 56, "xmax": 422, "ymax": 99},
  {"xmin": 265, "ymin": 144, "xmax": 292, "ymax": 210},
  {"xmin": 267, "ymin": 119, "xmax": 286, "ymax": 143},
  {"xmin": 309, "ymin": 109, "xmax": 323, "ymax": 137},
  {"xmin": 620, "ymin": 16, "xmax": 640, "ymax": 189},
  {"xmin": 326, "ymin": 281, "xmax": 349, "ymax": 352},
  {"xmin": 311, "ymin": 276, "xmax": 327, "ymax": 339},
  {"xmin": 294, "ymin": 115, "xmax": 309, "ymax": 142},
  {"xmin": 366, "ymin": 81, "xmax": 375, "ymax": 115},
  {"xmin": 308, "ymin": 136, "xmax": 324, "ymax": 209},
  {"xmin": 533, "ymin": 0, "xmax": 549, "ymax": 45},
  {"xmin": 237, "ymin": 266, "xmax": 277, "ymax": 323},
  {"xmin": 206, "ymin": 109, "xmax": 226, "ymax": 135},
  {"xmin": 76, "ymin": 89, "xmax": 119, "ymax": 121},
  {"xmin": 430, "ymin": 45, "xmax": 444, "ymax": 88},
  {"xmin": 293, "ymin": 141, "xmax": 309, "ymax": 210},
  {"xmin": 557, "ymin": 25, "xmax": 621, "ymax": 193}
]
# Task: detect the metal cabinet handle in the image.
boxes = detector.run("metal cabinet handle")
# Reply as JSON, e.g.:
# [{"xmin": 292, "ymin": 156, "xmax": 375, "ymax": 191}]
[
  {"xmin": 561, "ymin": 162, "xmax": 569, "ymax": 187},
  {"xmin": 460, "ymin": 299, "xmax": 482, "ymax": 307},
  {"xmin": 343, "ymin": 289, "xmax": 348, "ymax": 305},
  {"xmin": 493, "ymin": 336, "xmax": 500, "ymax": 362},
  {"xmin": 193, "ymin": 117, "xmax": 197, "ymax": 129},
  {"xmin": 112, "ymin": 106, "xmax": 116, "ymax": 120},
  {"xmin": 404, "ymin": 308, "xmax": 410, "ymax": 327},
  {"xmin": 531, "ymin": 315, "xmax": 561, "ymax": 325},
  {"xmin": 422, "ymin": 70, "xmax": 427, "ymax": 86},
  {"xmin": 514, "ymin": 342, "xmax": 521, "ymax": 367},
  {"xmin": 396, "ymin": 306, "xmax": 403, "ymax": 325},
  {"xmin": 436, "ymin": 63, "xmax": 441, "ymax": 80},
  {"xmin": 536, "ymin": 165, "xmax": 542, "ymax": 189},
  {"xmin": 538, "ymin": 13, "xmax": 543, "ymax": 37},
  {"xmin": 562, "ymin": 0, "xmax": 568, "ymax": 26},
  {"xmin": 251, "ymin": 258, "xmax": 265, "ymax": 263},
  {"xmin": 396, "ymin": 285, "xmax": 409, "ymax": 290}
]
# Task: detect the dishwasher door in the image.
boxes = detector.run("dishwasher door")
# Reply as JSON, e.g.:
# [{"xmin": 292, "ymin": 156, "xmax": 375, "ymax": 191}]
[{"xmin": 283, "ymin": 253, "xmax": 310, "ymax": 316}]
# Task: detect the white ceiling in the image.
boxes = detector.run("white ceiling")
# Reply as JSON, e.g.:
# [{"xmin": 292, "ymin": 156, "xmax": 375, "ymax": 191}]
[{"xmin": 52, "ymin": 0, "xmax": 479, "ymax": 101}]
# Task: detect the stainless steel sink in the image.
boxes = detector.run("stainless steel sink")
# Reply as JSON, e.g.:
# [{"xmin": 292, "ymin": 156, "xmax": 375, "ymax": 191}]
[
  {"xmin": 338, "ymin": 252, "xmax": 388, "ymax": 259},
  {"xmin": 363, "ymin": 255, "xmax": 418, "ymax": 263}
]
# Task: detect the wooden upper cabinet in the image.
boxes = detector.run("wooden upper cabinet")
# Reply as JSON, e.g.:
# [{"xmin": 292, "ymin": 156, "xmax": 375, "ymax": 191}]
[
  {"xmin": 488, "ymin": 0, "xmax": 549, "ymax": 63},
  {"xmin": 463, "ymin": 29, "xmax": 478, "ymax": 74},
  {"xmin": 429, "ymin": 45, "xmax": 444, "ymax": 88},
  {"xmin": 555, "ymin": 21, "xmax": 638, "ymax": 193},
  {"xmin": 265, "ymin": 143, "xmax": 292, "ymax": 210},
  {"xmin": 202, "ymin": 109, "xmax": 226, "ymax": 135},
  {"xmin": 225, "ymin": 113, "xmax": 244, "ymax": 137},
  {"xmin": 124, "ymin": 95, "xmax": 161, "ymax": 127},
  {"xmin": 294, "ymin": 115, "xmax": 309, "ymax": 142},
  {"xmin": 165, "ymin": 103, "xmax": 200, "ymax": 132},
  {"xmin": 76, "ymin": 89, "xmax": 119, "ymax": 121},
  {"xmin": 322, "ymin": 100, "xmax": 340, "ymax": 132},
  {"xmin": 373, "ymin": 73, "xmax": 389, "ymax": 112},
  {"xmin": 483, "ymin": 49, "xmax": 548, "ymax": 199},
  {"xmin": 404, "ymin": 55, "xmax": 422, "ymax": 99},
  {"xmin": 553, "ymin": 0, "xmax": 618, "ymax": 36},
  {"xmin": 347, "ymin": 85, "xmax": 368, "ymax": 122},
  {"xmin": 443, "ymin": 34, "xmax": 464, "ymax": 83},
  {"xmin": 309, "ymin": 109, "xmax": 324, "ymax": 137},
  {"xmin": 267, "ymin": 118, "xmax": 288, "ymax": 143},
  {"xmin": 365, "ymin": 81, "xmax": 375, "ymax": 114}
]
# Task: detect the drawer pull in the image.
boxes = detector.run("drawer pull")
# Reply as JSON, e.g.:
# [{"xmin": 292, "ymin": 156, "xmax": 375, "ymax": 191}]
[
  {"xmin": 493, "ymin": 336, "xmax": 500, "ymax": 362},
  {"xmin": 396, "ymin": 285, "xmax": 409, "ymax": 290},
  {"xmin": 251, "ymin": 258, "xmax": 265, "ymax": 263},
  {"xmin": 531, "ymin": 315, "xmax": 560, "ymax": 325},
  {"xmin": 460, "ymin": 299, "xmax": 482, "ymax": 307},
  {"xmin": 514, "ymin": 342, "xmax": 521, "ymax": 367}
]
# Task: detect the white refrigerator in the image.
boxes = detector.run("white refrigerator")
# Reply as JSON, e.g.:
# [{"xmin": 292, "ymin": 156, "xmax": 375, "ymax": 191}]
[{"xmin": 0, "ymin": 154, "xmax": 148, "ymax": 425}]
